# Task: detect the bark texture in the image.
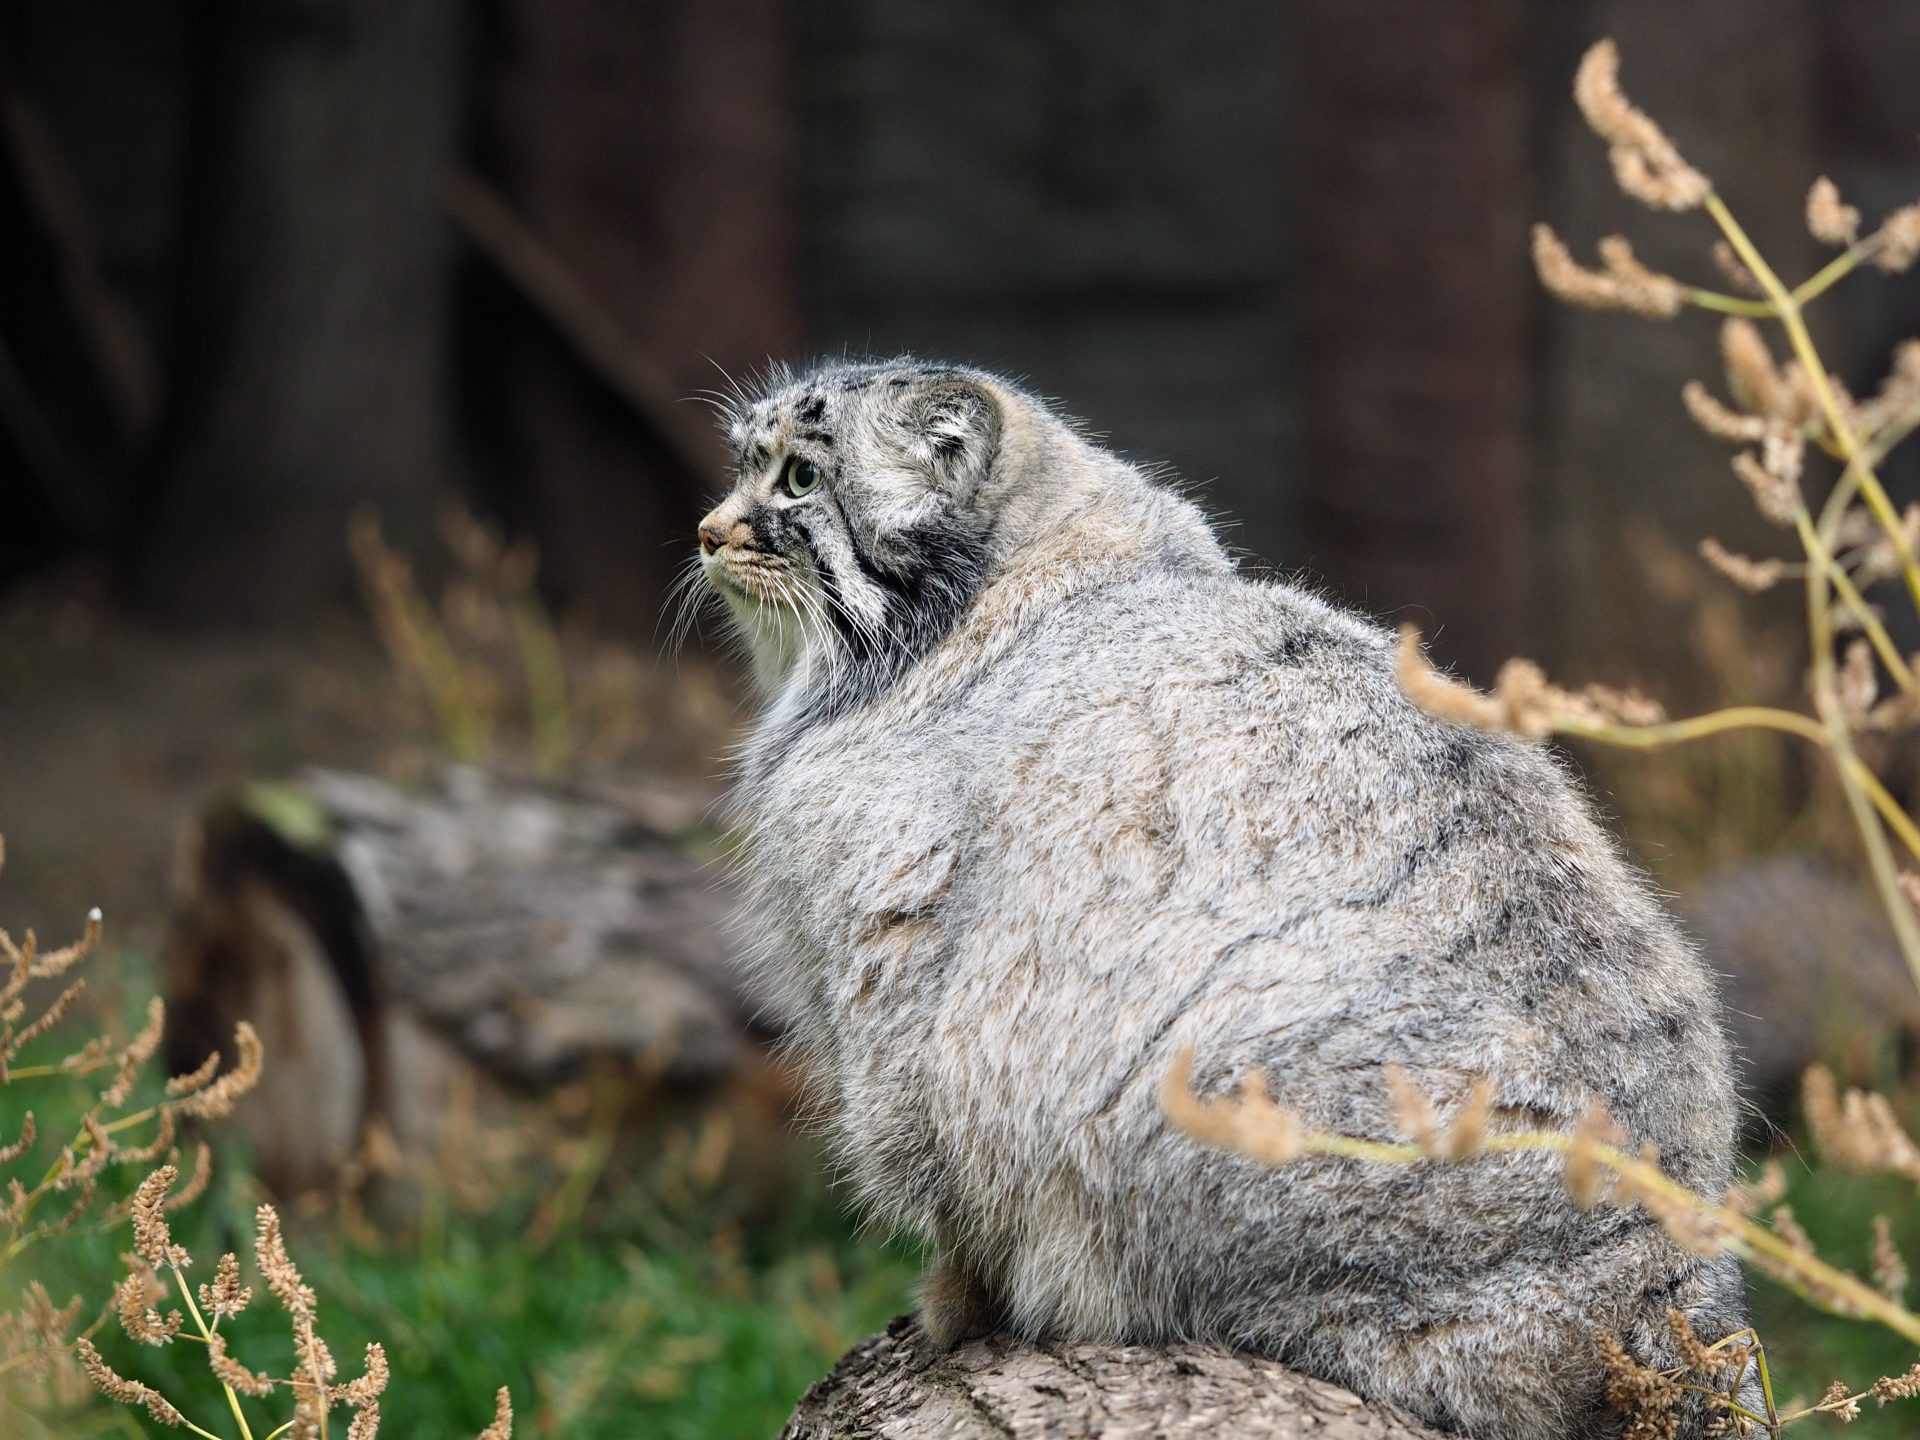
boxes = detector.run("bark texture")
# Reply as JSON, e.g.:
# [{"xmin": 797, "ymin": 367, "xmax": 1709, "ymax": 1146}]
[{"xmin": 783, "ymin": 1317, "xmax": 1454, "ymax": 1440}]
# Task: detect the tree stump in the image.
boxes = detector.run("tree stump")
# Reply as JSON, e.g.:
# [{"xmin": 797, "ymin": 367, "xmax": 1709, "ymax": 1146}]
[
  {"xmin": 161, "ymin": 764, "xmax": 795, "ymax": 1194},
  {"xmin": 784, "ymin": 1317, "xmax": 1454, "ymax": 1439}
]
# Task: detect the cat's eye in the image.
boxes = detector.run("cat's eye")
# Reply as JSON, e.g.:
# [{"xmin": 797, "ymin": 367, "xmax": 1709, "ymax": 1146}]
[{"xmin": 778, "ymin": 456, "xmax": 822, "ymax": 498}]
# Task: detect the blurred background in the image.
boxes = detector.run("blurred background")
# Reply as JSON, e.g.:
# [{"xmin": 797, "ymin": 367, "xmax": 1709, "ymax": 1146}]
[{"xmin": 5, "ymin": 2, "xmax": 1920, "ymax": 1436}]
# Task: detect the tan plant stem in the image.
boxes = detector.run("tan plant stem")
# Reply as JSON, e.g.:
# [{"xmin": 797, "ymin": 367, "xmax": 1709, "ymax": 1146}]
[
  {"xmin": 1701, "ymin": 191, "xmax": 1920, "ymax": 993},
  {"xmin": 1687, "ymin": 288, "xmax": 1775, "ymax": 318},
  {"xmin": 1552, "ymin": 707, "xmax": 1826, "ymax": 748},
  {"xmin": 175, "ymin": 1267, "xmax": 255, "ymax": 1440},
  {"xmin": 1816, "ymin": 548, "xmax": 1913, "ymax": 691},
  {"xmin": 1785, "ymin": 505, "xmax": 1914, "ymax": 693},
  {"xmin": 1549, "ymin": 711, "xmax": 1920, "ymax": 866},
  {"xmin": 1235, "ymin": 1123, "xmax": 1920, "ymax": 1344},
  {"xmin": 1790, "ymin": 245, "xmax": 1868, "ymax": 308},
  {"xmin": 1707, "ymin": 194, "xmax": 1920, "ymax": 603}
]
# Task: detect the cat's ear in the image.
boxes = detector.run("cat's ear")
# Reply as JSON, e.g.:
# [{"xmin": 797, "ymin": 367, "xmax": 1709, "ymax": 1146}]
[{"xmin": 900, "ymin": 378, "xmax": 1001, "ymax": 499}]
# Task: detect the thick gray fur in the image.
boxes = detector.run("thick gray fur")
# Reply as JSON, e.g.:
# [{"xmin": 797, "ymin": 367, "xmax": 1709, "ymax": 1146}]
[{"xmin": 697, "ymin": 358, "xmax": 1749, "ymax": 1439}]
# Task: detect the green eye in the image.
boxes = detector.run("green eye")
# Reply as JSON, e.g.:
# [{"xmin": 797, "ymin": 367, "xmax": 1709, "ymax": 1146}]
[{"xmin": 779, "ymin": 455, "xmax": 822, "ymax": 497}]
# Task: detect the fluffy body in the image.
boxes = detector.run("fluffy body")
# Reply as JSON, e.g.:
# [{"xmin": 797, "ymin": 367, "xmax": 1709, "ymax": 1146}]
[{"xmin": 698, "ymin": 359, "xmax": 1748, "ymax": 1439}]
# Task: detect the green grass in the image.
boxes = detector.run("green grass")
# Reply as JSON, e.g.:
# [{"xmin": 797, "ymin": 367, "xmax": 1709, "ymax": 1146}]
[
  {"xmin": 10, "ymin": 1136, "xmax": 918, "ymax": 1440},
  {"xmin": 1, "ymin": 952, "xmax": 918, "ymax": 1440},
  {"xmin": 8, "ymin": 950, "xmax": 1920, "ymax": 1439},
  {"xmin": 1744, "ymin": 1155, "xmax": 1920, "ymax": 1435}
]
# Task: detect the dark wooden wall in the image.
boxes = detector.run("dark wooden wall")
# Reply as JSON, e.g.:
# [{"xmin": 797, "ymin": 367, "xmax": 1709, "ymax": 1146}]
[{"xmin": 3, "ymin": 0, "xmax": 1917, "ymax": 688}]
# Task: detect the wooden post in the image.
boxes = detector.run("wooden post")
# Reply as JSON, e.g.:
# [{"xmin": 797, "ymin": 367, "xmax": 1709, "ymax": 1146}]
[{"xmin": 1294, "ymin": 0, "xmax": 1535, "ymax": 685}]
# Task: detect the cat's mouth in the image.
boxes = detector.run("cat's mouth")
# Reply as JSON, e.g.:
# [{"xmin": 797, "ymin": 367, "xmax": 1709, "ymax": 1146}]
[{"xmin": 706, "ymin": 551, "xmax": 796, "ymax": 606}]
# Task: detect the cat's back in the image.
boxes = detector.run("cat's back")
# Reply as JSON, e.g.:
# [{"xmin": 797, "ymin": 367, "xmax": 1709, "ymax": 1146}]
[
  {"xmin": 888, "ymin": 567, "xmax": 1728, "ymax": 1148},
  {"xmin": 929, "ymin": 567, "xmax": 1571, "ymax": 900}
]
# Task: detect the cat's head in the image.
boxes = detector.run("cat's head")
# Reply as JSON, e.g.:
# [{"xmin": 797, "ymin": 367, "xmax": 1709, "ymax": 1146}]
[{"xmin": 694, "ymin": 358, "xmax": 1008, "ymax": 702}]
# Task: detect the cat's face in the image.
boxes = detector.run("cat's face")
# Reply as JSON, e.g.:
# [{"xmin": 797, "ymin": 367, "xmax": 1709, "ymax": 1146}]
[{"xmin": 696, "ymin": 360, "xmax": 999, "ymax": 705}]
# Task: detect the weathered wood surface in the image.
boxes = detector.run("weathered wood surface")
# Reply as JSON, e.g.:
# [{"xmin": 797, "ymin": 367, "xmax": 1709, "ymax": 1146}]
[
  {"xmin": 783, "ymin": 1317, "xmax": 1453, "ymax": 1440},
  {"xmin": 162, "ymin": 764, "xmax": 786, "ymax": 1191}
]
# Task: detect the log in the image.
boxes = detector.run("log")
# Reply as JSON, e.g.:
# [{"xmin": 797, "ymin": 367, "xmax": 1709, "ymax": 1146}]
[
  {"xmin": 784, "ymin": 1317, "xmax": 1453, "ymax": 1440},
  {"xmin": 162, "ymin": 764, "xmax": 794, "ymax": 1194}
]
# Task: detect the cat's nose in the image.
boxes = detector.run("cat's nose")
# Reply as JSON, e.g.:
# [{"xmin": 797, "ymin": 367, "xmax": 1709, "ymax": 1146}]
[{"xmin": 698, "ymin": 514, "xmax": 728, "ymax": 555}]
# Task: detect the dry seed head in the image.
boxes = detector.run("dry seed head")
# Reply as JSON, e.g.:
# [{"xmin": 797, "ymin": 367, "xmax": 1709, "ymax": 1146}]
[
  {"xmin": 1437, "ymin": 1077, "xmax": 1494, "ymax": 1161},
  {"xmin": 1563, "ymin": 1101, "xmax": 1621, "ymax": 1208},
  {"xmin": 1821, "ymin": 1380, "xmax": 1863, "ymax": 1421},
  {"xmin": 1682, "ymin": 382, "xmax": 1768, "ymax": 444},
  {"xmin": 0, "ymin": 1111, "xmax": 34, "ymax": 1163},
  {"xmin": 166, "ymin": 1139, "xmax": 212, "ymax": 1210},
  {"xmin": 54, "ymin": 1119, "xmax": 113, "ymax": 1192},
  {"xmin": 336, "ymin": 1341, "xmax": 391, "ymax": 1408},
  {"xmin": 8, "ymin": 1281, "xmax": 84, "ymax": 1379},
  {"xmin": 1872, "ymin": 1215, "xmax": 1908, "ymax": 1302},
  {"xmin": 349, "ymin": 1402, "xmax": 382, "ymax": 1440},
  {"xmin": 131, "ymin": 1165, "xmax": 190, "ymax": 1270},
  {"xmin": 115, "ymin": 1259, "xmax": 183, "ymax": 1346},
  {"xmin": 1871, "ymin": 1362, "xmax": 1920, "ymax": 1402},
  {"xmin": 175, "ymin": 1020, "xmax": 263, "ymax": 1120},
  {"xmin": 37, "ymin": 1177, "xmax": 95, "ymax": 1237},
  {"xmin": 1573, "ymin": 40, "xmax": 1711, "ymax": 211},
  {"xmin": 1603, "ymin": 1141, "xmax": 1724, "ymax": 1257},
  {"xmin": 165, "ymin": 1050, "xmax": 221, "ymax": 1097},
  {"xmin": 1531, "ymin": 225, "xmax": 1685, "ymax": 317},
  {"xmin": 291, "ymin": 1384, "xmax": 327, "ymax": 1440},
  {"xmin": 1396, "ymin": 626, "xmax": 1662, "ymax": 740},
  {"xmin": 207, "ymin": 1331, "xmax": 276, "ymax": 1397},
  {"xmin": 1597, "ymin": 237, "xmax": 1686, "ymax": 314},
  {"xmin": 100, "ymin": 996, "xmax": 165, "ymax": 1109},
  {"xmin": 1378, "ymin": 1069, "xmax": 1493, "ymax": 1161},
  {"xmin": 1852, "ymin": 503, "xmax": 1920, "ymax": 587},
  {"xmin": 1808, "ymin": 177, "xmax": 1861, "ymax": 246},
  {"xmin": 1395, "ymin": 625, "xmax": 1509, "ymax": 730},
  {"xmin": 1788, "ymin": 361, "xmax": 1840, "ymax": 426},
  {"xmin": 1839, "ymin": 640, "xmax": 1879, "ymax": 726},
  {"xmin": 1697, "ymin": 538, "xmax": 1791, "ymax": 593},
  {"xmin": 199, "ymin": 1252, "xmax": 252, "ymax": 1320},
  {"xmin": 476, "ymin": 1386, "xmax": 515, "ymax": 1440},
  {"xmin": 1872, "ymin": 204, "xmax": 1920, "ymax": 274},
  {"xmin": 1666, "ymin": 1309, "xmax": 1746, "ymax": 1375},
  {"xmin": 4, "ymin": 979, "xmax": 87, "ymax": 1064},
  {"xmin": 1595, "ymin": 1328, "xmax": 1683, "ymax": 1437},
  {"xmin": 114, "ymin": 1106, "xmax": 175, "ymax": 1165},
  {"xmin": 1494, "ymin": 654, "xmax": 1664, "ymax": 735},
  {"xmin": 1731, "ymin": 452, "xmax": 1801, "ymax": 526},
  {"xmin": 1709, "ymin": 239, "xmax": 1763, "ymax": 296},
  {"xmin": 1852, "ymin": 342, "xmax": 1920, "ymax": 442},
  {"xmin": 1761, "ymin": 426, "xmax": 1804, "ymax": 487},
  {"xmin": 1769, "ymin": 1205, "xmax": 1815, "ymax": 1256},
  {"xmin": 1721, "ymin": 319, "xmax": 1795, "ymax": 422},
  {"xmin": 1161, "ymin": 1049, "xmax": 1305, "ymax": 1165},
  {"xmin": 256, "ymin": 1204, "xmax": 316, "ymax": 1318},
  {"xmin": 257, "ymin": 1201, "xmax": 338, "ymax": 1398},
  {"xmin": 59, "ymin": 1033, "xmax": 112, "ymax": 1077},
  {"xmin": 1725, "ymin": 1159, "xmax": 1787, "ymax": 1216},
  {"xmin": 1802, "ymin": 1065, "xmax": 1920, "ymax": 1181},
  {"xmin": 75, "ymin": 1336, "xmax": 186, "ymax": 1427},
  {"xmin": 1385, "ymin": 1064, "xmax": 1437, "ymax": 1153}
]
